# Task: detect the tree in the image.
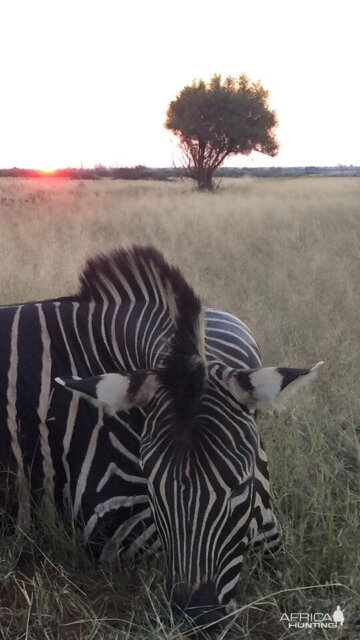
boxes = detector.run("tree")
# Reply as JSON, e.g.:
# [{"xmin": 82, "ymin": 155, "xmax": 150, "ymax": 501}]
[{"xmin": 165, "ymin": 74, "xmax": 279, "ymax": 191}]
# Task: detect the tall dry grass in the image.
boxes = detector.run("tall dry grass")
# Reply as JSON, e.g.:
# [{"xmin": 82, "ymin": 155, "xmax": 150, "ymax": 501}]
[{"xmin": 0, "ymin": 176, "xmax": 359, "ymax": 638}]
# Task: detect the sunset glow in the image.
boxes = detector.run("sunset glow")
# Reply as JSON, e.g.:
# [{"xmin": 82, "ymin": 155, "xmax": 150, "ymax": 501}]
[{"xmin": 1, "ymin": 0, "xmax": 359, "ymax": 169}]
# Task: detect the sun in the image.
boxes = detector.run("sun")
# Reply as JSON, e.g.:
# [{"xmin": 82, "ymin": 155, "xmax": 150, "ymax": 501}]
[{"xmin": 39, "ymin": 168, "xmax": 56, "ymax": 174}]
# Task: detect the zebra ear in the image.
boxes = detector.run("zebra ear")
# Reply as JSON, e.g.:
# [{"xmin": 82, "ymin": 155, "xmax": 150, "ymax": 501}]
[
  {"xmin": 55, "ymin": 371, "xmax": 160, "ymax": 414},
  {"xmin": 224, "ymin": 361, "xmax": 324, "ymax": 411}
]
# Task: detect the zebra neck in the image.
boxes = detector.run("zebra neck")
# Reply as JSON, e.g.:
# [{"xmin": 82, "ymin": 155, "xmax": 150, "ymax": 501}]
[{"xmin": 45, "ymin": 298, "xmax": 173, "ymax": 374}]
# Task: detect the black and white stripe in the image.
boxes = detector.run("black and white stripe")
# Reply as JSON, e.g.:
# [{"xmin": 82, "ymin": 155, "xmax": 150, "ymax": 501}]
[{"xmin": 0, "ymin": 246, "xmax": 322, "ymax": 625}]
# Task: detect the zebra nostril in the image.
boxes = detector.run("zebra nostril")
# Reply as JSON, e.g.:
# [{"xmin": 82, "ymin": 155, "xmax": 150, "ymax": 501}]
[
  {"xmin": 167, "ymin": 579, "xmax": 193, "ymax": 610},
  {"xmin": 169, "ymin": 581, "xmax": 226, "ymax": 626}
]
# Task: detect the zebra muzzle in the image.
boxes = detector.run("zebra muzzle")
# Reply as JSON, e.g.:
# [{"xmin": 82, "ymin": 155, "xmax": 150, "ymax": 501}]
[{"xmin": 168, "ymin": 580, "xmax": 226, "ymax": 627}]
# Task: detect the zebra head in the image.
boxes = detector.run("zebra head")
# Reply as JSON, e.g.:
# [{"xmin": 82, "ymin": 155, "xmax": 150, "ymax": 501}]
[{"xmin": 56, "ymin": 247, "xmax": 323, "ymax": 627}]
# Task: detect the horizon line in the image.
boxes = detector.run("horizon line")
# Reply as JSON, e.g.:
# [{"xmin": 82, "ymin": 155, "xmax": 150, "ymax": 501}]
[{"xmin": 0, "ymin": 164, "xmax": 359, "ymax": 172}]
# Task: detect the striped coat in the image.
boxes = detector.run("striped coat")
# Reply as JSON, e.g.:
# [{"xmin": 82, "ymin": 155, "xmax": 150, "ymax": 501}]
[
  {"xmin": 0, "ymin": 255, "xmax": 260, "ymax": 560},
  {"xmin": 0, "ymin": 246, "xmax": 322, "ymax": 623}
]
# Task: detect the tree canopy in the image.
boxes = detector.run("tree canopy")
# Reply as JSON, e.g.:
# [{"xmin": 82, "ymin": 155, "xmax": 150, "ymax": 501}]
[{"xmin": 165, "ymin": 74, "xmax": 279, "ymax": 191}]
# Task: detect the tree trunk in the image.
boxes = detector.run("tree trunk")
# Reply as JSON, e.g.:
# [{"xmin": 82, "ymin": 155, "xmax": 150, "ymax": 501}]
[{"xmin": 196, "ymin": 165, "xmax": 214, "ymax": 192}]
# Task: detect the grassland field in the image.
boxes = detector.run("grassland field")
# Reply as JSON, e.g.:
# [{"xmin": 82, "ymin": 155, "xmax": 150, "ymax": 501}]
[{"xmin": 0, "ymin": 176, "xmax": 359, "ymax": 639}]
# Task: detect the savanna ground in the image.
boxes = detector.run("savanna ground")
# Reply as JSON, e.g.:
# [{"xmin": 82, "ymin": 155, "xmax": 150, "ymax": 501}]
[{"xmin": 0, "ymin": 176, "xmax": 359, "ymax": 639}]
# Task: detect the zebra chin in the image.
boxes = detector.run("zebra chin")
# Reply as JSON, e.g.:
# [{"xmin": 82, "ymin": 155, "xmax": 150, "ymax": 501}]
[{"xmin": 167, "ymin": 579, "xmax": 227, "ymax": 627}]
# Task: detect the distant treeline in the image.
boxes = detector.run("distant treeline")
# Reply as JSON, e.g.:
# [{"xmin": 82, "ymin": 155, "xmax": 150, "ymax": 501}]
[{"xmin": 0, "ymin": 165, "xmax": 359, "ymax": 180}]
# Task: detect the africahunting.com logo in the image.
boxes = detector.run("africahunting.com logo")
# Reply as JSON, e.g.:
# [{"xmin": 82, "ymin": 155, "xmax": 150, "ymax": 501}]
[{"xmin": 280, "ymin": 605, "xmax": 345, "ymax": 629}]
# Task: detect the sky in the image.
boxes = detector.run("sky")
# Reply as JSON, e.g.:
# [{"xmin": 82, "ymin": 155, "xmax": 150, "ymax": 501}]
[{"xmin": 0, "ymin": 0, "xmax": 359, "ymax": 169}]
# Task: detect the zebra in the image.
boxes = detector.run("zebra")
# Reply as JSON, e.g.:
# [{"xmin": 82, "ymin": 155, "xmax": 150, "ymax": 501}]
[{"xmin": 0, "ymin": 245, "xmax": 322, "ymax": 626}]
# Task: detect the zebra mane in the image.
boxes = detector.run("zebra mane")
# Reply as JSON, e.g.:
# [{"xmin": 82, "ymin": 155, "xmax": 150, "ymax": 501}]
[{"xmin": 78, "ymin": 246, "xmax": 206, "ymax": 433}]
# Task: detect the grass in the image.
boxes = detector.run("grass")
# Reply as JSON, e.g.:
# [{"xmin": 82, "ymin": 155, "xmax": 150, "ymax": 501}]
[{"xmin": 0, "ymin": 176, "xmax": 359, "ymax": 638}]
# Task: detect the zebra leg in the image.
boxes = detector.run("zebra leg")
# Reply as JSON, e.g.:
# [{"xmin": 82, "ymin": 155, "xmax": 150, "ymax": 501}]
[{"xmin": 249, "ymin": 508, "xmax": 283, "ymax": 560}]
